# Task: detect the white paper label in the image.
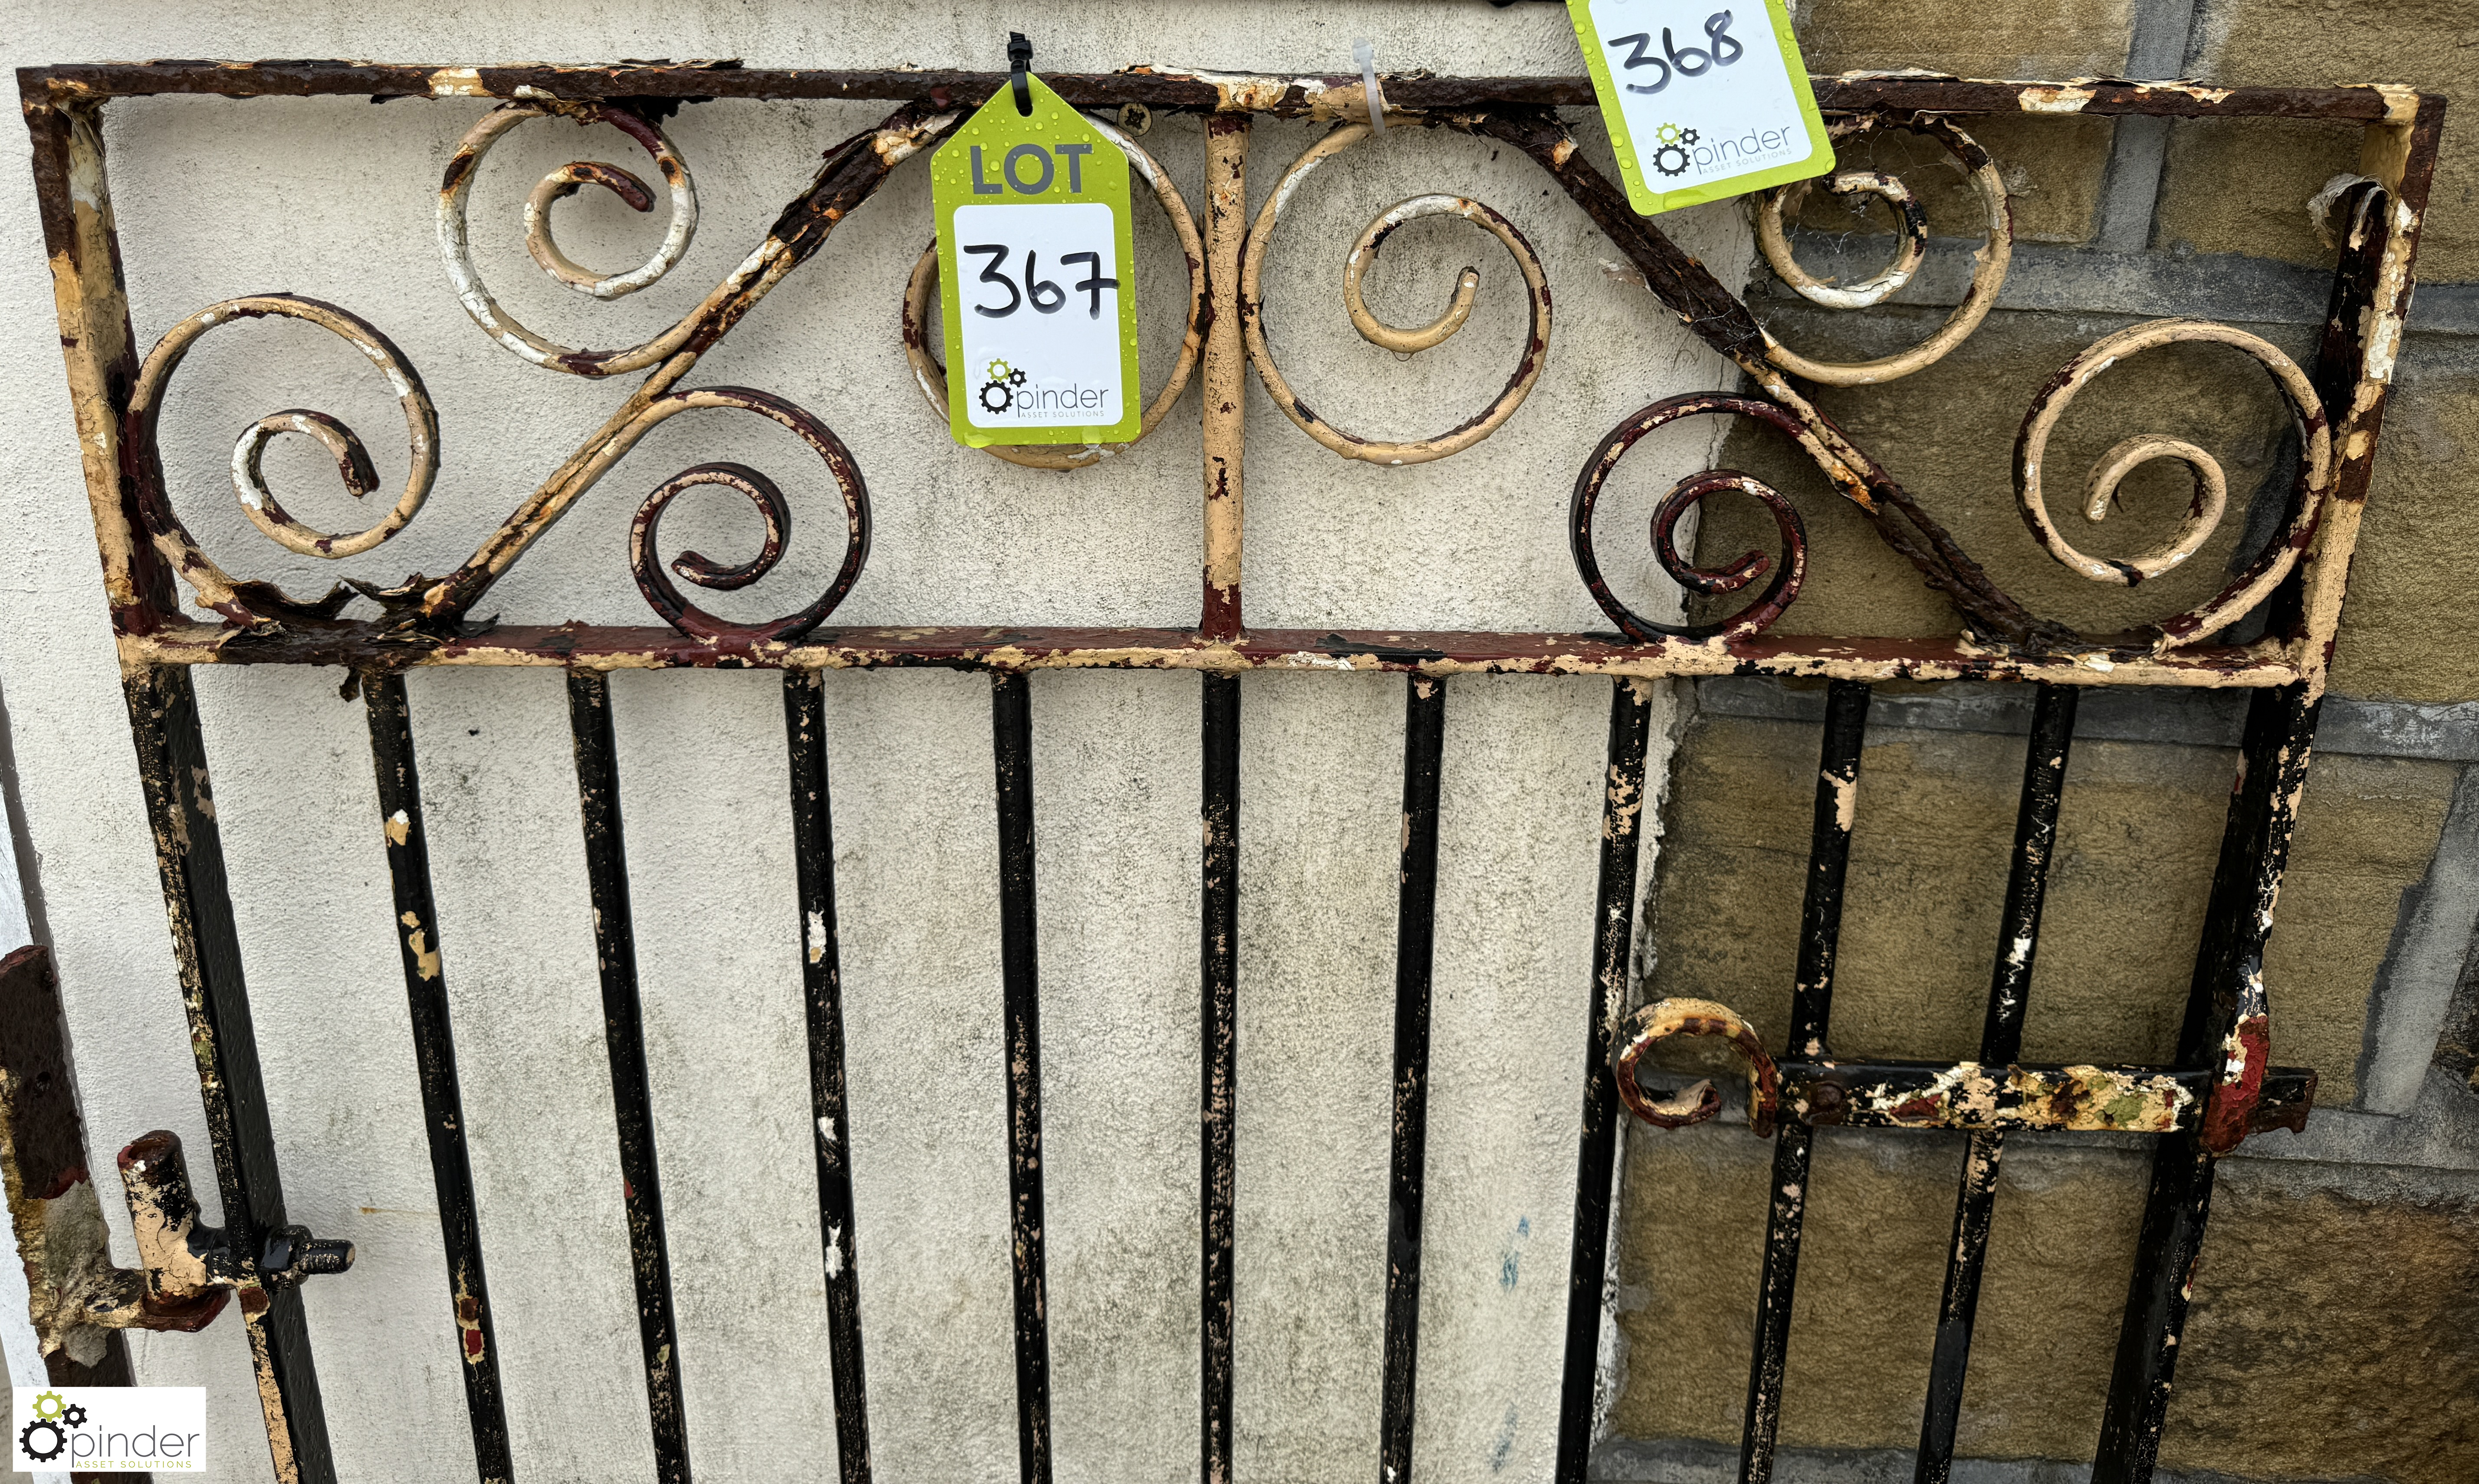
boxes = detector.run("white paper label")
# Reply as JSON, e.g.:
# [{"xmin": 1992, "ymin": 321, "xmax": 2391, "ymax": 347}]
[{"xmin": 951, "ymin": 201, "xmax": 1128, "ymax": 432}]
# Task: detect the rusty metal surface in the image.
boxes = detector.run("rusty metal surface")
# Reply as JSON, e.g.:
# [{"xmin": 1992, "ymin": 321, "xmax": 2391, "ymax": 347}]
[
  {"xmin": 109, "ymin": 620, "xmax": 2313, "ymax": 687},
  {"xmin": 13, "ymin": 48, "xmax": 2443, "ymax": 1484},
  {"xmin": 1613, "ymin": 997, "xmax": 1783, "ymax": 1137},
  {"xmin": 0, "ymin": 946, "xmax": 203, "ymax": 1383},
  {"xmin": 20, "ymin": 63, "xmax": 2439, "ymax": 688},
  {"xmin": 1917, "ymin": 680, "xmax": 2075, "ymax": 1484},
  {"xmin": 1551, "ymin": 677, "xmax": 1658, "ymax": 1482},
  {"xmin": 564, "ymin": 671, "xmax": 689, "ymax": 1483},
  {"xmin": 15, "ymin": 62, "xmax": 2417, "ymax": 122}
]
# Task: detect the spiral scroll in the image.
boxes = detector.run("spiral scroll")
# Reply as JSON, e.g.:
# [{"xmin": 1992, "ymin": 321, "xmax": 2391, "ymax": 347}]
[
  {"xmin": 900, "ymin": 115, "xmax": 1206, "ymax": 469},
  {"xmin": 1240, "ymin": 123, "xmax": 1552, "ymax": 466},
  {"xmin": 124, "ymin": 295, "xmax": 438, "ymax": 624},
  {"xmin": 1754, "ymin": 115, "xmax": 2012, "ymax": 386},
  {"xmin": 615, "ymin": 388, "xmax": 870, "ymax": 645},
  {"xmin": 437, "ymin": 103, "xmax": 705, "ymax": 375},
  {"xmin": 2014, "ymin": 318, "xmax": 2333, "ymax": 646},
  {"xmin": 1571, "ymin": 395, "xmax": 1814, "ymax": 642}
]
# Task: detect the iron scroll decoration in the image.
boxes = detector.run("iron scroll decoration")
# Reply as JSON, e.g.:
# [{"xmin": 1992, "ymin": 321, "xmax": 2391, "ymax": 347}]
[
  {"xmin": 29, "ymin": 54, "xmax": 2435, "ymax": 1484},
  {"xmin": 116, "ymin": 82, "xmax": 2354, "ymax": 656}
]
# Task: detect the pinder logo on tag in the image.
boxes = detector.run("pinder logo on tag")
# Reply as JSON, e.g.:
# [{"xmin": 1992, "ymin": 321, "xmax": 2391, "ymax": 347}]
[
  {"xmin": 979, "ymin": 358, "xmax": 1031, "ymax": 414},
  {"xmin": 1650, "ymin": 122, "xmax": 1702, "ymax": 176}
]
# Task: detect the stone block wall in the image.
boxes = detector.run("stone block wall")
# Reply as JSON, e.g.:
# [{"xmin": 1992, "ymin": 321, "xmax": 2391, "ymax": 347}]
[{"xmin": 1598, "ymin": 2, "xmax": 2479, "ymax": 1480}]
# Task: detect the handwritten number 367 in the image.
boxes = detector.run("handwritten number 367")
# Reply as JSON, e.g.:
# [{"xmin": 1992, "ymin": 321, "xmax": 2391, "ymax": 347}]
[
  {"xmin": 1608, "ymin": 12, "xmax": 1743, "ymax": 95},
  {"xmin": 963, "ymin": 244, "xmax": 1118, "ymax": 318}
]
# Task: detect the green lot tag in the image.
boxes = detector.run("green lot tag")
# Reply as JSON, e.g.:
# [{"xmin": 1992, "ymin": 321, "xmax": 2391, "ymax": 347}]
[
  {"xmin": 1566, "ymin": 0, "xmax": 1835, "ymax": 215},
  {"xmin": 931, "ymin": 73, "xmax": 1142, "ymax": 447}
]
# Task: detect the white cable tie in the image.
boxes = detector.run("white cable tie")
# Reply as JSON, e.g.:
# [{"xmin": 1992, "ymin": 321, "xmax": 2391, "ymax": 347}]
[{"xmin": 1353, "ymin": 38, "xmax": 1386, "ymax": 133}]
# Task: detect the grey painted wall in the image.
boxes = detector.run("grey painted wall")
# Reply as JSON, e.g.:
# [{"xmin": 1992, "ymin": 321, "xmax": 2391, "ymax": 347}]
[{"xmin": 0, "ymin": 4, "xmax": 1752, "ymax": 1480}]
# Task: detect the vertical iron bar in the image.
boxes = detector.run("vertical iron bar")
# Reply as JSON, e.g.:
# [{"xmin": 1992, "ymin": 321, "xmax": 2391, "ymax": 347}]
[
  {"xmin": 1552, "ymin": 678, "xmax": 1658, "ymax": 1483},
  {"xmin": 565, "ymin": 670, "xmax": 690, "ymax": 1484},
  {"xmin": 1913, "ymin": 683, "xmax": 2078, "ymax": 1482},
  {"xmin": 1377, "ymin": 676, "xmax": 1448, "ymax": 1481},
  {"xmin": 124, "ymin": 665, "xmax": 335, "ymax": 1484},
  {"xmin": 2094, "ymin": 682, "xmax": 2317, "ymax": 1483},
  {"xmin": 1200, "ymin": 115, "xmax": 1249, "ymax": 643},
  {"xmin": 1739, "ymin": 679, "xmax": 1872, "ymax": 1484},
  {"xmin": 784, "ymin": 670, "xmax": 872, "ymax": 1483},
  {"xmin": 363, "ymin": 672, "xmax": 513, "ymax": 1484},
  {"xmin": 991, "ymin": 671, "xmax": 1053, "ymax": 1484},
  {"xmin": 36, "ymin": 92, "xmax": 334, "ymax": 1484},
  {"xmin": 1200, "ymin": 672, "xmax": 1241, "ymax": 1484}
]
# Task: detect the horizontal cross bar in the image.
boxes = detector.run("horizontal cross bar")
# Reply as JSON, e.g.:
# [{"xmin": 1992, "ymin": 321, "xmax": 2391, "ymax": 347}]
[
  {"xmin": 122, "ymin": 622, "xmax": 2303, "ymax": 688},
  {"xmin": 17, "ymin": 62, "xmax": 2420, "ymax": 122},
  {"xmin": 1773, "ymin": 1058, "xmax": 2316, "ymax": 1136}
]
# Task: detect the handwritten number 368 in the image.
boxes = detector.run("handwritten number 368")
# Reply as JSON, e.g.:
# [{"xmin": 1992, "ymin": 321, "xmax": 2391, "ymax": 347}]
[
  {"xmin": 1608, "ymin": 11, "xmax": 1743, "ymax": 95},
  {"xmin": 963, "ymin": 244, "xmax": 1118, "ymax": 318}
]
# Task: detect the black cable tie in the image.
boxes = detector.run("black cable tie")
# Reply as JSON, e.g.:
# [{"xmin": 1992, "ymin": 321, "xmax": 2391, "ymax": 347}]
[{"xmin": 1009, "ymin": 32, "xmax": 1033, "ymax": 116}]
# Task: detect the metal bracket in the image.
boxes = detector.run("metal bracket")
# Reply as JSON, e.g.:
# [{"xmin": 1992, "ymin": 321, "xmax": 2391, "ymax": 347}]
[{"xmin": 0, "ymin": 947, "xmax": 351, "ymax": 1369}]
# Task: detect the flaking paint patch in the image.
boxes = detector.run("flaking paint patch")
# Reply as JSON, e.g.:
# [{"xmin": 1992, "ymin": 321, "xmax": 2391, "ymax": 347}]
[
  {"xmin": 384, "ymin": 808, "xmax": 410, "ymax": 846},
  {"xmin": 806, "ymin": 909, "xmax": 829, "ymax": 963},
  {"xmin": 1821, "ymin": 1062, "xmax": 2193, "ymax": 1132},
  {"xmin": 2018, "ymin": 84, "xmax": 2095, "ymax": 113},
  {"xmin": 1603, "ymin": 763, "xmax": 1644, "ymax": 841},
  {"xmin": 405, "ymin": 925, "xmax": 441, "ymax": 982}
]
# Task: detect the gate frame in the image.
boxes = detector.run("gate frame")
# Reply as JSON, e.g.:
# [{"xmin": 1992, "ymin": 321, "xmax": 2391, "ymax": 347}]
[{"xmin": 13, "ymin": 53, "xmax": 2443, "ymax": 1484}]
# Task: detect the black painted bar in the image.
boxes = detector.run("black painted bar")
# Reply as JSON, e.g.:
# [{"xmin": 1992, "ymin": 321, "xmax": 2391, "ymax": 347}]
[
  {"xmin": 1552, "ymin": 678, "xmax": 1659, "ymax": 1484},
  {"xmin": 565, "ymin": 670, "xmax": 691, "ymax": 1484},
  {"xmin": 991, "ymin": 672, "xmax": 1053, "ymax": 1484},
  {"xmin": 1739, "ymin": 680, "xmax": 1873, "ymax": 1484},
  {"xmin": 2095, "ymin": 682, "xmax": 2318, "ymax": 1483},
  {"xmin": 1200, "ymin": 672, "xmax": 1240, "ymax": 1484},
  {"xmin": 1914, "ymin": 683, "xmax": 2078, "ymax": 1483},
  {"xmin": 1378, "ymin": 676, "xmax": 1448, "ymax": 1481},
  {"xmin": 363, "ymin": 672, "xmax": 513, "ymax": 1484},
  {"xmin": 784, "ymin": 671, "xmax": 873, "ymax": 1483},
  {"xmin": 124, "ymin": 664, "xmax": 337, "ymax": 1483}
]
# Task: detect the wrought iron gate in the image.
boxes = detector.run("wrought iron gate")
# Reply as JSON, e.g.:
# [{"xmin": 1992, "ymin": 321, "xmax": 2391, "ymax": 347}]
[{"xmin": 8, "ymin": 47, "xmax": 2441, "ymax": 1484}]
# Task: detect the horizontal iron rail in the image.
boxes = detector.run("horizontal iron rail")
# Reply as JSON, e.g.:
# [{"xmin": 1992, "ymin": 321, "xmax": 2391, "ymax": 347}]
[
  {"xmin": 1764, "ymin": 1060, "xmax": 2316, "ymax": 1135},
  {"xmin": 117, "ymin": 624, "xmax": 2305, "ymax": 689},
  {"xmin": 18, "ymin": 62, "xmax": 2414, "ymax": 121}
]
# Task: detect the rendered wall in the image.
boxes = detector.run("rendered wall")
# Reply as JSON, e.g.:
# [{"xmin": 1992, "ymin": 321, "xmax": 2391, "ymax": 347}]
[{"xmin": 0, "ymin": 4, "xmax": 1749, "ymax": 1482}]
